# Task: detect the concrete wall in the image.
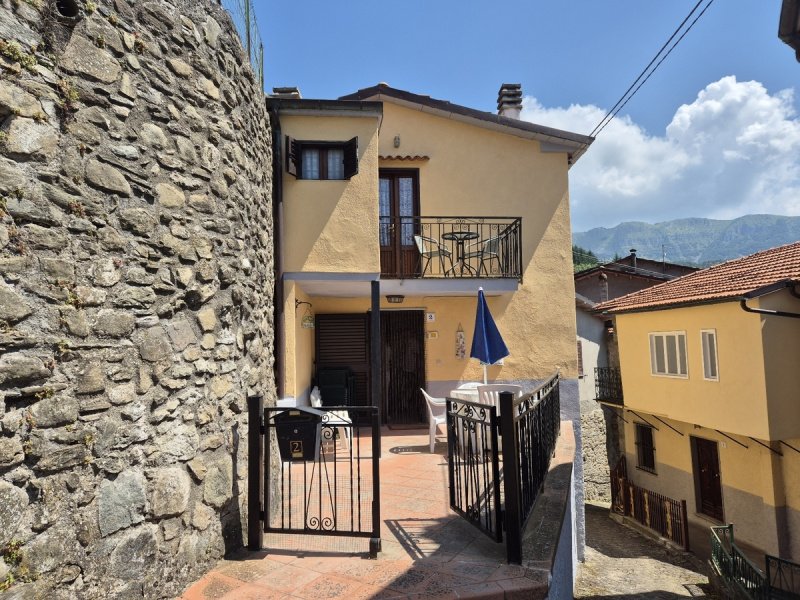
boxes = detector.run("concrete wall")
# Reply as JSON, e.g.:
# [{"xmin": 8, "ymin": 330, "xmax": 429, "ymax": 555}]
[{"xmin": 0, "ymin": 1, "xmax": 274, "ymax": 597}]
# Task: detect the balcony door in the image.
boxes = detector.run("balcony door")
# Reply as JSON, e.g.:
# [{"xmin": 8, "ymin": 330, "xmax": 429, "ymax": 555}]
[{"xmin": 379, "ymin": 169, "xmax": 419, "ymax": 277}]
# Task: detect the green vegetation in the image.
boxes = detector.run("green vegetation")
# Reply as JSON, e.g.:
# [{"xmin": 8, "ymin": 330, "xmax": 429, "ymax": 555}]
[
  {"xmin": 0, "ymin": 39, "xmax": 37, "ymax": 71},
  {"xmin": 573, "ymin": 244, "xmax": 600, "ymax": 273}
]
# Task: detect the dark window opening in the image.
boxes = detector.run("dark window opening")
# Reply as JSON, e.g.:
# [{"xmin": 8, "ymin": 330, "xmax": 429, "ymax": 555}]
[
  {"xmin": 635, "ymin": 423, "xmax": 656, "ymax": 473},
  {"xmin": 286, "ymin": 136, "xmax": 358, "ymax": 180}
]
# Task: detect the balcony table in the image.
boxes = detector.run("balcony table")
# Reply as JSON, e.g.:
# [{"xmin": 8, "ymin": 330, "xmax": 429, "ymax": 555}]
[{"xmin": 442, "ymin": 230, "xmax": 479, "ymax": 276}]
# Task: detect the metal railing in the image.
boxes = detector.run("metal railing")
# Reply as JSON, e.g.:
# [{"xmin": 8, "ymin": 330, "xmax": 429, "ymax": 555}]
[
  {"xmin": 766, "ymin": 555, "xmax": 800, "ymax": 599},
  {"xmin": 500, "ymin": 372, "xmax": 561, "ymax": 563},
  {"xmin": 711, "ymin": 525, "xmax": 768, "ymax": 599},
  {"xmin": 219, "ymin": 0, "xmax": 264, "ymax": 90},
  {"xmin": 248, "ymin": 398, "xmax": 381, "ymax": 557},
  {"xmin": 446, "ymin": 398, "xmax": 502, "ymax": 542},
  {"xmin": 379, "ymin": 216, "xmax": 522, "ymax": 280},
  {"xmin": 445, "ymin": 372, "xmax": 562, "ymax": 563},
  {"xmin": 595, "ymin": 366, "xmax": 623, "ymax": 405},
  {"xmin": 611, "ymin": 456, "xmax": 689, "ymax": 550}
]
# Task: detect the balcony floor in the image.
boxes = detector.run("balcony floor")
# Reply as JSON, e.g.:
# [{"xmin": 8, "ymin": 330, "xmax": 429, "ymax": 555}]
[{"xmin": 180, "ymin": 428, "xmax": 547, "ymax": 599}]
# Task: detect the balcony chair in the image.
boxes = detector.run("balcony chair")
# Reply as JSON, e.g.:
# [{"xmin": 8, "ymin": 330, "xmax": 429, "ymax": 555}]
[
  {"xmin": 476, "ymin": 384, "xmax": 523, "ymax": 414},
  {"xmin": 420, "ymin": 388, "xmax": 447, "ymax": 453},
  {"xmin": 414, "ymin": 234, "xmax": 452, "ymax": 277},
  {"xmin": 310, "ymin": 386, "xmax": 351, "ymax": 450},
  {"xmin": 464, "ymin": 235, "xmax": 504, "ymax": 276}
]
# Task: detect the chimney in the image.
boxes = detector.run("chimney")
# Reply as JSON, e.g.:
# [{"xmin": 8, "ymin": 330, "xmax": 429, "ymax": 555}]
[
  {"xmin": 271, "ymin": 86, "xmax": 302, "ymax": 99},
  {"xmin": 599, "ymin": 272, "xmax": 608, "ymax": 302},
  {"xmin": 497, "ymin": 83, "xmax": 522, "ymax": 119},
  {"xmin": 630, "ymin": 248, "xmax": 637, "ymax": 270}
]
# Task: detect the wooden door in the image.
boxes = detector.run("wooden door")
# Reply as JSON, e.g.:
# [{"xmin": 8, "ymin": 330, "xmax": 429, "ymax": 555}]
[
  {"xmin": 315, "ymin": 314, "xmax": 369, "ymax": 407},
  {"xmin": 692, "ymin": 436, "xmax": 724, "ymax": 521},
  {"xmin": 379, "ymin": 170, "xmax": 420, "ymax": 278},
  {"xmin": 381, "ymin": 310, "xmax": 426, "ymax": 425}
]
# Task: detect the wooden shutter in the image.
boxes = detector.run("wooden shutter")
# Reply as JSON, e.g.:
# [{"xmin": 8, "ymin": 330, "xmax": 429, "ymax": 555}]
[
  {"xmin": 576, "ymin": 339, "xmax": 584, "ymax": 377},
  {"xmin": 343, "ymin": 136, "xmax": 359, "ymax": 179},
  {"xmin": 285, "ymin": 135, "xmax": 300, "ymax": 178}
]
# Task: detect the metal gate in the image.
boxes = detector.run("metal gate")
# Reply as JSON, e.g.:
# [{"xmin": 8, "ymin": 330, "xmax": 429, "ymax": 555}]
[{"xmin": 248, "ymin": 397, "xmax": 382, "ymax": 557}]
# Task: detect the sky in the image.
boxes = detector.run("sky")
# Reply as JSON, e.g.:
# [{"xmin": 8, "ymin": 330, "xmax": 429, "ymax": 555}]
[{"xmin": 255, "ymin": 1, "xmax": 800, "ymax": 232}]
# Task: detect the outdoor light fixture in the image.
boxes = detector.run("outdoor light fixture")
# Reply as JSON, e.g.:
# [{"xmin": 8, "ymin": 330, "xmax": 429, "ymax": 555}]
[
  {"xmin": 393, "ymin": 135, "xmax": 401, "ymax": 148},
  {"xmin": 386, "ymin": 294, "xmax": 404, "ymax": 304},
  {"xmin": 779, "ymin": 0, "xmax": 800, "ymax": 61}
]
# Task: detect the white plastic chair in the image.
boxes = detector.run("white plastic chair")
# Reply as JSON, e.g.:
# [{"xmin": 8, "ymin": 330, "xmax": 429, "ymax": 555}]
[
  {"xmin": 414, "ymin": 235, "xmax": 452, "ymax": 276},
  {"xmin": 476, "ymin": 384, "xmax": 523, "ymax": 415},
  {"xmin": 456, "ymin": 381, "xmax": 482, "ymax": 390},
  {"xmin": 420, "ymin": 388, "xmax": 447, "ymax": 453},
  {"xmin": 310, "ymin": 386, "xmax": 351, "ymax": 450}
]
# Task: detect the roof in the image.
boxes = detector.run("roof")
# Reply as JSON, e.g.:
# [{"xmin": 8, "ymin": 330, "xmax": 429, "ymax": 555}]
[
  {"xmin": 340, "ymin": 84, "xmax": 594, "ymax": 164},
  {"xmin": 596, "ymin": 240, "xmax": 800, "ymax": 313},
  {"xmin": 575, "ymin": 263, "xmax": 675, "ymax": 283}
]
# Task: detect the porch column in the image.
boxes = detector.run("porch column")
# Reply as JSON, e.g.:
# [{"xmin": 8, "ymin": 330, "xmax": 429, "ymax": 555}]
[{"xmin": 370, "ymin": 279, "xmax": 382, "ymax": 418}]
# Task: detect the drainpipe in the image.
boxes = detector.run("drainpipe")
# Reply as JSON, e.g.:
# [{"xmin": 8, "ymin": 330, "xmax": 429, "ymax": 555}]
[
  {"xmin": 268, "ymin": 101, "xmax": 285, "ymax": 398},
  {"xmin": 739, "ymin": 279, "xmax": 800, "ymax": 319}
]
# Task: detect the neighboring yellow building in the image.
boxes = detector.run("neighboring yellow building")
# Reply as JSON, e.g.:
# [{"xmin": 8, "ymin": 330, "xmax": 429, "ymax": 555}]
[
  {"xmin": 265, "ymin": 83, "xmax": 593, "ymax": 425},
  {"xmin": 597, "ymin": 241, "xmax": 800, "ymax": 560}
]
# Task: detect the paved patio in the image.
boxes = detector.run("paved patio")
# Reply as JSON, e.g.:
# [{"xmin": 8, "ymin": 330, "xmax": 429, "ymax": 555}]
[{"xmin": 180, "ymin": 428, "xmax": 547, "ymax": 599}]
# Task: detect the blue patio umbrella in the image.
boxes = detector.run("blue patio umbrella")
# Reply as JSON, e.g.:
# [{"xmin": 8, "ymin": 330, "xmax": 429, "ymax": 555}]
[{"xmin": 470, "ymin": 287, "xmax": 509, "ymax": 384}]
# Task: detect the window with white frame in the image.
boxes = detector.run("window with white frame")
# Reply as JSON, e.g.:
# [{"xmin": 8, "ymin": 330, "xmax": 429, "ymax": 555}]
[
  {"xmin": 701, "ymin": 329, "xmax": 718, "ymax": 380},
  {"xmin": 649, "ymin": 331, "xmax": 687, "ymax": 377}
]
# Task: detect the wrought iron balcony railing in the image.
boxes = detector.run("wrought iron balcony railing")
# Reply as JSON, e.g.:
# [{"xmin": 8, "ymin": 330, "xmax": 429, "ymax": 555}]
[
  {"xmin": 595, "ymin": 367, "xmax": 623, "ymax": 405},
  {"xmin": 379, "ymin": 216, "xmax": 522, "ymax": 280}
]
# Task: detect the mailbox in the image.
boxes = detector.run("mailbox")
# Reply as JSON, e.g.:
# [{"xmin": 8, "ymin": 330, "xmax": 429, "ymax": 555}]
[{"xmin": 274, "ymin": 406, "xmax": 325, "ymax": 462}]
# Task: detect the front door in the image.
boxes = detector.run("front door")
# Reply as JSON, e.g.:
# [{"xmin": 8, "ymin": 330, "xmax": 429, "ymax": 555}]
[
  {"xmin": 379, "ymin": 170, "xmax": 420, "ymax": 278},
  {"xmin": 691, "ymin": 436, "xmax": 724, "ymax": 521},
  {"xmin": 381, "ymin": 310, "xmax": 426, "ymax": 426}
]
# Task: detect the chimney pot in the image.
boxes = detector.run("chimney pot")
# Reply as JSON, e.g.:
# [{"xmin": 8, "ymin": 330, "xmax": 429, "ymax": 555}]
[
  {"xmin": 271, "ymin": 86, "xmax": 302, "ymax": 99},
  {"xmin": 497, "ymin": 83, "xmax": 523, "ymax": 119}
]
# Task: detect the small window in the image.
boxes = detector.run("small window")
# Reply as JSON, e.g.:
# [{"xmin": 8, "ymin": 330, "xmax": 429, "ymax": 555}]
[
  {"xmin": 286, "ymin": 136, "xmax": 358, "ymax": 180},
  {"xmin": 701, "ymin": 330, "xmax": 718, "ymax": 380},
  {"xmin": 649, "ymin": 332, "xmax": 687, "ymax": 377},
  {"xmin": 577, "ymin": 339, "xmax": 584, "ymax": 378},
  {"xmin": 635, "ymin": 423, "xmax": 656, "ymax": 473}
]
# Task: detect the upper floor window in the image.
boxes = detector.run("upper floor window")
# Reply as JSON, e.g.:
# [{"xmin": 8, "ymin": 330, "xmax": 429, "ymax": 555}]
[
  {"xmin": 649, "ymin": 331, "xmax": 687, "ymax": 378},
  {"xmin": 701, "ymin": 329, "xmax": 718, "ymax": 381},
  {"xmin": 285, "ymin": 136, "xmax": 358, "ymax": 180}
]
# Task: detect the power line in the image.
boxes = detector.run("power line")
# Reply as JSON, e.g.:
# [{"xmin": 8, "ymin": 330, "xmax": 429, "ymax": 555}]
[{"xmin": 588, "ymin": 0, "xmax": 716, "ymax": 139}]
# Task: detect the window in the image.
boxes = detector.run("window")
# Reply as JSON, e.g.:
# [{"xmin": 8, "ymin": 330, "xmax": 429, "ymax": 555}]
[
  {"xmin": 635, "ymin": 423, "xmax": 656, "ymax": 473},
  {"xmin": 649, "ymin": 332, "xmax": 687, "ymax": 377},
  {"xmin": 285, "ymin": 136, "xmax": 358, "ymax": 180},
  {"xmin": 577, "ymin": 339, "xmax": 584, "ymax": 377},
  {"xmin": 701, "ymin": 329, "xmax": 718, "ymax": 380}
]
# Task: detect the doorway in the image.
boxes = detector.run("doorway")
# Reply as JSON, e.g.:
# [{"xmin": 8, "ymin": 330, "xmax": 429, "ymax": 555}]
[
  {"xmin": 379, "ymin": 169, "xmax": 420, "ymax": 278},
  {"xmin": 691, "ymin": 436, "xmax": 724, "ymax": 521},
  {"xmin": 381, "ymin": 310, "xmax": 426, "ymax": 426}
]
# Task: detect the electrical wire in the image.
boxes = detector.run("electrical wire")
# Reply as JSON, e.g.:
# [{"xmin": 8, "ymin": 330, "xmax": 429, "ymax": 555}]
[
  {"xmin": 587, "ymin": 0, "xmax": 716, "ymax": 140},
  {"xmin": 592, "ymin": 0, "xmax": 716, "ymax": 139}
]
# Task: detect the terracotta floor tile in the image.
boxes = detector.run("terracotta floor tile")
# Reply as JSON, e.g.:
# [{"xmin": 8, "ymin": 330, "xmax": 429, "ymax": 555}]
[
  {"xmin": 452, "ymin": 581, "xmax": 505, "ymax": 599},
  {"xmin": 253, "ymin": 564, "xmax": 322, "ymax": 593},
  {"xmin": 220, "ymin": 583, "xmax": 290, "ymax": 599},
  {"xmin": 181, "ymin": 574, "xmax": 245, "ymax": 600},
  {"xmin": 291, "ymin": 574, "xmax": 367, "ymax": 599},
  {"xmin": 217, "ymin": 558, "xmax": 284, "ymax": 583}
]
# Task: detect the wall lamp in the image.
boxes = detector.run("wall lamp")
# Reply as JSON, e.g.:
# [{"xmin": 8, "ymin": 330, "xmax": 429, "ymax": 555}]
[{"xmin": 386, "ymin": 295, "xmax": 405, "ymax": 304}]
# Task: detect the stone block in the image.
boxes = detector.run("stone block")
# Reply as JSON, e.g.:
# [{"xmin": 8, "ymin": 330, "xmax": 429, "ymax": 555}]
[
  {"xmin": 75, "ymin": 362, "xmax": 105, "ymax": 395},
  {"xmin": 30, "ymin": 395, "xmax": 78, "ymax": 428},
  {"xmin": 0, "ymin": 438, "xmax": 24, "ymax": 469},
  {"xmin": 0, "ymin": 81, "xmax": 44, "ymax": 118},
  {"xmin": 60, "ymin": 35, "xmax": 121, "ymax": 83},
  {"xmin": 196, "ymin": 307, "xmax": 216, "ymax": 332},
  {"xmin": 3, "ymin": 117, "xmax": 59, "ymax": 159},
  {"xmin": 35, "ymin": 445, "xmax": 86, "ymax": 472},
  {"xmin": 150, "ymin": 467, "xmax": 191, "ymax": 517},
  {"xmin": 0, "ymin": 352, "xmax": 50, "ymax": 386},
  {"xmin": 108, "ymin": 525, "xmax": 157, "ymax": 580},
  {"xmin": 93, "ymin": 309, "xmax": 135, "ymax": 337},
  {"xmin": 156, "ymin": 182, "xmax": 185, "ymax": 208},
  {"xmin": 0, "ymin": 281, "xmax": 32, "ymax": 324},
  {"xmin": 107, "ymin": 381, "xmax": 136, "ymax": 406},
  {"xmin": 203, "ymin": 458, "xmax": 232, "ymax": 508},
  {"xmin": 86, "ymin": 159, "xmax": 131, "ymax": 197},
  {"xmin": 98, "ymin": 470, "xmax": 147, "ymax": 537},
  {"xmin": 167, "ymin": 316, "xmax": 197, "ymax": 350}
]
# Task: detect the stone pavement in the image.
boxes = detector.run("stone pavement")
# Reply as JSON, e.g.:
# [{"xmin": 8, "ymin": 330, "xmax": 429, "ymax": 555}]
[
  {"xmin": 575, "ymin": 502, "xmax": 718, "ymax": 599},
  {"xmin": 180, "ymin": 428, "xmax": 548, "ymax": 599}
]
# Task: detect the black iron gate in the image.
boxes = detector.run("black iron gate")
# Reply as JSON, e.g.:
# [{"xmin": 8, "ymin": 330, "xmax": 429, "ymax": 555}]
[{"xmin": 248, "ymin": 397, "xmax": 382, "ymax": 557}]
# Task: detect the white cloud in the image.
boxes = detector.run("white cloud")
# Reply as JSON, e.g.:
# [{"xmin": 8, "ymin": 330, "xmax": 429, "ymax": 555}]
[{"xmin": 520, "ymin": 76, "xmax": 800, "ymax": 231}]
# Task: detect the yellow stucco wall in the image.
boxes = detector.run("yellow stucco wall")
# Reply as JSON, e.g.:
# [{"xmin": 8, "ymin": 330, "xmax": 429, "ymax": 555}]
[
  {"xmin": 280, "ymin": 99, "xmax": 579, "ymax": 400},
  {"xmin": 615, "ymin": 301, "xmax": 772, "ymax": 439},
  {"xmin": 281, "ymin": 115, "xmax": 381, "ymax": 274},
  {"xmin": 378, "ymin": 102, "xmax": 578, "ymax": 380}
]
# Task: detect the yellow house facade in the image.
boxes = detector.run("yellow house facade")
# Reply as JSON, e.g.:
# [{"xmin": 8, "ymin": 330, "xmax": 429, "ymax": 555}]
[
  {"xmin": 597, "ymin": 241, "xmax": 800, "ymax": 560},
  {"xmin": 267, "ymin": 84, "xmax": 592, "ymax": 418}
]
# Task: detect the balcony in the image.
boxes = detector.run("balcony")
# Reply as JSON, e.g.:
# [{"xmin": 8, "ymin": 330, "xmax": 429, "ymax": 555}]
[
  {"xmin": 595, "ymin": 367, "xmax": 623, "ymax": 406},
  {"xmin": 379, "ymin": 216, "xmax": 522, "ymax": 281}
]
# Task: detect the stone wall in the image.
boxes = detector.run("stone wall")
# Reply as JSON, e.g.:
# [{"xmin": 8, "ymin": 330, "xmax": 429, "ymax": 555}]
[{"xmin": 0, "ymin": 0, "xmax": 274, "ymax": 597}]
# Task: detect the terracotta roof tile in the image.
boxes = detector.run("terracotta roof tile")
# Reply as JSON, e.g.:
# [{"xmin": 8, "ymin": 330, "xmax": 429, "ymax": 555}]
[{"xmin": 596, "ymin": 240, "xmax": 800, "ymax": 313}]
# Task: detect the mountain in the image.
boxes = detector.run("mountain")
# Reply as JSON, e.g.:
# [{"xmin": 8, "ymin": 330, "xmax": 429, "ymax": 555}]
[{"xmin": 573, "ymin": 215, "xmax": 800, "ymax": 266}]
